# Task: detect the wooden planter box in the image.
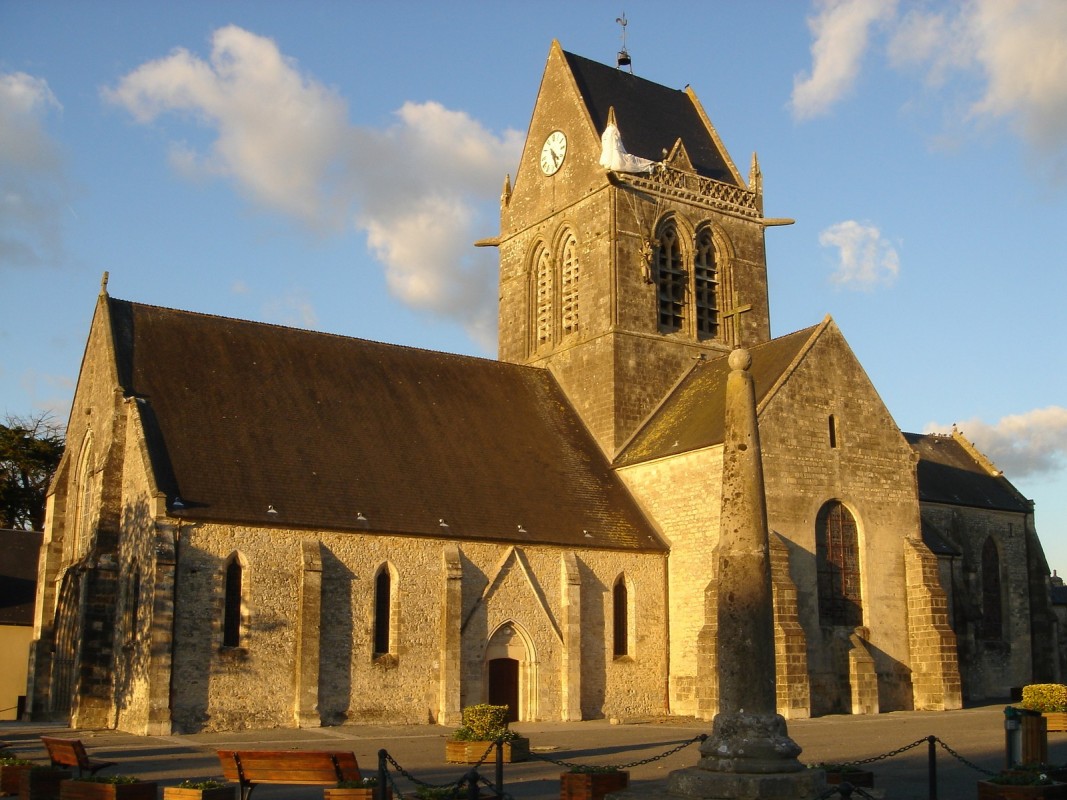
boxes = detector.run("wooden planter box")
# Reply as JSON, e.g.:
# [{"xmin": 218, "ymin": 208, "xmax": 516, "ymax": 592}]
[
  {"xmin": 163, "ymin": 788, "xmax": 233, "ymax": 800},
  {"xmin": 444, "ymin": 738, "xmax": 529, "ymax": 764},
  {"xmin": 1043, "ymin": 713, "xmax": 1067, "ymax": 733},
  {"xmin": 823, "ymin": 769, "xmax": 874, "ymax": 788},
  {"xmin": 59, "ymin": 781, "xmax": 158, "ymax": 800},
  {"xmin": 559, "ymin": 771, "xmax": 629, "ymax": 800},
  {"xmin": 2, "ymin": 765, "xmax": 36, "ymax": 797},
  {"xmin": 978, "ymin": 781, "xmax": 1067, "ymax": 800},
  {"xmin": 323, "ymin": 789, "xmax": 392, "ymax": 800},
  {"xmin": 18, "ymin": 769, "xmax": 71, "ymax": 800}
]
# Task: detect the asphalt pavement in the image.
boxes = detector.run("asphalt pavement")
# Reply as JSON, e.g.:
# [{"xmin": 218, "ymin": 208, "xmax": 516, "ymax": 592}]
[{"xmin": 2, "ymin": 703, "xmax": 1061, "ymax": 800}]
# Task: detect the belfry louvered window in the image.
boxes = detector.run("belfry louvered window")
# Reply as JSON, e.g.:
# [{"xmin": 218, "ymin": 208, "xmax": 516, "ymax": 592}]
[
  {"xmin": 535, "ymin": 246, "xmax": 553, "ymax": 349},
  {"xmin": 560, "ymin": 235, "xmax": 579, "ymax": 335},
  {"xmin": 656, "ymin": 225, "xmax": 686, "ymax": 332},
  {"xmin": 693, "ymin": 228, "xmax": 719, "ymax": 338},
  {"xmin": 816, "ymin": 501, "xmax": 862, "ymax": 627}
]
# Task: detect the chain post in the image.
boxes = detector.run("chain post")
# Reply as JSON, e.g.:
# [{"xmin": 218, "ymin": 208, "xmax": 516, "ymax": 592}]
[
  {"xmin": 495, "ymin": 738, "xmax": 504, "ymax": 796},
  {"xmin": 466, "ymin": 768, "xmax": 480, "ymax": 800},
  {"xmin": 377, "ymin": 749, "xmax": 388, "ymax": 800},
  {"xmin": 927, "ymin": 735, "xmax": 937, "ymax": 800}
]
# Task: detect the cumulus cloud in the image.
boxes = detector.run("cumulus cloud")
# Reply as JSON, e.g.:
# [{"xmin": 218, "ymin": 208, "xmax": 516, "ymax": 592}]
[
  {"xmin": 104, "ymin": 26, "xmax": 521, "ymax": 346},
  {"xmin": 0, "ymin": 71, "xmax": 68, "ymax": 268},
  {"xmin": 927, "ymin": 406, "xmax": 1067, "ymax": 479},
  {"xmin": 818, "ymin": 220, "xmax": 899, "ymax": 289},
  {"xmin": 791, "ymin": 0, "xmax": 898, "ymax": 120}
]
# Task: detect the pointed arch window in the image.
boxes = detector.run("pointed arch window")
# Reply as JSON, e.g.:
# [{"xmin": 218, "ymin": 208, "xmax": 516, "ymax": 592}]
[
  {"xmin": 72, "ymin": 435, "xmax": 95, "ymax": 559},
  {"xmin": 980, "ymin": 537, "xmax": 1003, "ymax": 641},
  {"xmin": 655, "ymin": 224, "xmax": 686, "ymax": 332},
  {"xmin": 693, "ymin": 227, "xmax": 719, "ymax": 338},
  {"xmin": 534, "ymin": 246, "xmax": 553, "ymax": 351},
  {"xmin": 816, "ymin": 501, "xmax": 862, "ymax": 627},
  {"xmin": 560, "ymin": 234, "xmax": 579, "ymax": 336},
  {"xmin": 373, "ymin": 565, "xmax": 396, "ymax": 657},
  {"xmin": 223, "ymin": 554, "xmax": 245, "ymax": 648},
  {"xmin": 612, "ymin": 575, "xmax": 632, "ymax": 659}
]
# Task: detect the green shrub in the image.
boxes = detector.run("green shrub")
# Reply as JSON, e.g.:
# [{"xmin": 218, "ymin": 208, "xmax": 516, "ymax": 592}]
[
  {"xmin": 413, "ymin": 787, "xmax": 460, "ymax": 800},
  {"xmin": 450, "ymin": 703, "xmax": 518, "ymax": 742},
  {"xmin": 989, "ymin": 771, "xmax": 1054, "ymax": 786},
  {"xmin": 0, "ymin": 758, "xmax": 36, "ymax": 767},
  {"xmin": 567, "ymin": 765, "xmax": 622, "ymax": 774},
  {"xmin": 73, "ymin": 776, "xmax": 140, "ymax": 784},
  {"xmin": 176, "ymin": 780, "xmax": 227, "ymax": 790},
  {"xmin": 1021, "ymin": 684, "xmax": 1067, "ymax": 712},
  {"xmin": 337, "ymin": 778, "xmax": 377, "ymax": 788}
]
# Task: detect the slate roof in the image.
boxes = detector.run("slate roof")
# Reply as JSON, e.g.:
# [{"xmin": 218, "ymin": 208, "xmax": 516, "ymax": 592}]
[
  {"xmin": 562, "ymin": 50, "xmax": 738, "ymax": 185},
  {"xmin": 904, "ymin": 432, "xmax": 1031, "ymax": 513},
  {"xmin": 0, "ymin": 529, "xmax": 41, "ymax": 626},
  {"xmin": 107, "ymin": 298, "xmax": 666, "ymax": 552},
  {"xmin": 616, "ymin": 325, "xmax": 818, "ymax": 466}
]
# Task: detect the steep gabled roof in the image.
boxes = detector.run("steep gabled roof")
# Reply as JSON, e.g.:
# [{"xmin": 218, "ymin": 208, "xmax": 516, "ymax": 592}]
[
  {"xmin": 615, "ymin": 325, "xmax": 819, "ymax": 466},
  {"xmin": 904, "ymin": 432, "xmax": 1032, "ymax": 513},
  {"xmin": 0, "ymin": 529, "xmax": 41, "ymax": 626},
  {"xmin": 107, "ymin": 298, "xmax": 665, "ymax": 552},
  {"xmin": 562, "ymin": 49, "xmax": 739, "ymax": 184}
]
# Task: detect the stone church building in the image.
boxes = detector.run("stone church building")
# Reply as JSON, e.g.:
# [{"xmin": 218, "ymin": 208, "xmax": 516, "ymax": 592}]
[{"xmin": 28, "ymin": 42, "xmax": 1058, "ymax": 734}]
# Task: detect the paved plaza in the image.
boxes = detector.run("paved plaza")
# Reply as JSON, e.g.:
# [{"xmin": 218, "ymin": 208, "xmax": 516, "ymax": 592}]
[{"xmin": 3, "ymin": 703, "xmax": 1063, "ymax": 800}]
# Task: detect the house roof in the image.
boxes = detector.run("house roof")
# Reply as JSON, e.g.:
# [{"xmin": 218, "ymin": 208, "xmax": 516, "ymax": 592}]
[
  {"xmin": 615, "ymin": 325, "xmax": 818, "ymax": 466},
  {"xmin": 0, "ymin": 529, "xmax": 41, "ymax": 626},
  {"xmin": 562, "ymin": 49, "xmax": 738, "ymax": 185},
  {"xmin": 107, "ymin": 298, "xmax": 666, "ymax": 552},
  {"xmin": 904, "ymin": 432, "xmax": 1031, "ymax": 513}
]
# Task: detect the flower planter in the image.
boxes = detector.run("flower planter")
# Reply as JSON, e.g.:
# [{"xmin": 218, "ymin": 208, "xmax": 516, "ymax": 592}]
[
  {"xmin": 18, "ymin": 769, "xmax": 71, "ymax": 800},
  {"xmin": 163, "ymin": 788, "xmax": 233, "ymax": 800},
  {"xmin": 1043, "ymin": 713, "xmax": 1067, "ymax": 733},
  {"xmin": 59, "ymin": 781, "xmax": 157, "ymax": 800},
  {"xmin": 323, "ymin": 789, "xmax": 392, "ymax": 800},
  {"xmin": 444, "ymin": 738, "xmax": 529, "ymax": 764},
  {"xmin": 978, "ymin": 780, "xmax": 1067, "ymax": 800},
  {"xmin": 2, "ymin": 765, "xmax": 35, "ymax": 797},
  {"xmin": 823, "ymin": 769, "xmax": 874, "ymax": 788},
  {"xmin": 560, "ymin": 771, "xmax": 629, "ymax": 800}
]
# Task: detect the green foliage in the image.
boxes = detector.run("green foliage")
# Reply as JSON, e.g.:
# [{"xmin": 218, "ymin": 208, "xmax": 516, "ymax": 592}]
[
  {"xmin": 0, "ymin": 757, "xmax": 36, "ymax": 766},
  {"xmin": 451, "ymin": 703, "xmax": 517, "ymax": 742},
  {"xmin": 73, "ymin": 776, "xmax": 140, "ymax": 785},
  {"xmin": 413, "ymin": 787, "xmax": 460, "ymax": 800},
  {"xmin": 337, "ymin": 778, "xmax": 377, "ymax": 788},
  {"xmin": 1021, "ymin": 684, "xmax": 1067, "ymax": 712},
  {"xmin": 988, "ymin": 771, "xmax": 1054, "ymax": 786},
  {"xmin": 176, "ymin": 780, "xmax": 227, "ymax": 790},
  {"xmin": 0, "ymin": 413, "xmax": 64, "ymax": 531},
  {"xmin": 567, "ymin": 765, "xmax": 622, "ymax": 774}
]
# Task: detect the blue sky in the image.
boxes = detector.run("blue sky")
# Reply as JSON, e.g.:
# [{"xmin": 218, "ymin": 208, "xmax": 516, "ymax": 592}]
[{"xmin": 2, "ymin": 1, "xmax": 1066, "ymax": 567}]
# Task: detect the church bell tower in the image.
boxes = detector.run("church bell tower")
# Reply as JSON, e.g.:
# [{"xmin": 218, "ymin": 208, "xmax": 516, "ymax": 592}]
[{"xmin": 494, "ymin": 42, "xmax": 780, "ymax": 455}]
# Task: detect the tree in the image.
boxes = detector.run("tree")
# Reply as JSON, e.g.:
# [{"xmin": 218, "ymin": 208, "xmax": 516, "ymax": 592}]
[{"xmin": 0, "ymin": 413, "xmax": 65, "ymax": 531}]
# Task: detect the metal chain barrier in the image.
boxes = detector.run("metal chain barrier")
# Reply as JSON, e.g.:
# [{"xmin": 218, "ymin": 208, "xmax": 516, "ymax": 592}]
[
  {"xmin": 826, "ymin": 735, "xmax": 931, "ymax": 768},
  {"xmin": 933, "ymin": 737, "xmax": 997, "ymax": 777},
  {"xmin": 524, "ymin": 732, "xmax": 707, "ymax": 771}
]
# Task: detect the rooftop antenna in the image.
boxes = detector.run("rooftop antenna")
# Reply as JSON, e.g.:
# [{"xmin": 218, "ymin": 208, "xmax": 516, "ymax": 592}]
[{"xmin": 616, "ymin": 13, "xmax": 632, "ymax": 73}]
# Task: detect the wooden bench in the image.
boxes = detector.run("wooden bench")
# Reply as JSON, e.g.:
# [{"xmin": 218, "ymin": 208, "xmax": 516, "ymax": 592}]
[
  {"xmin": 217, "ymin": 750, "xmax": 362, "ymax": 800},
  {"xmin": 40, "ymin": 737, "xmax": 116, "ymax": 777}
]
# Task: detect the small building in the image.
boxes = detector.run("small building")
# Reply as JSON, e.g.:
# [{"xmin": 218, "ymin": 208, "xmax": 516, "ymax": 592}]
[{"xmin": 0, "ymin": 528, "xmax": 42, "ymax": 720}]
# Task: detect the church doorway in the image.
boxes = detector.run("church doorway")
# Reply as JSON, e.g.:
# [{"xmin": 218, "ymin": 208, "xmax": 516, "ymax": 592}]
[
  {"xmin": 487, "ymin": 658, "xmax": 519, "ymax": 722},
  {"xmin": 484, "ymin": 622, "xmax": 536, "ymax": 721}
]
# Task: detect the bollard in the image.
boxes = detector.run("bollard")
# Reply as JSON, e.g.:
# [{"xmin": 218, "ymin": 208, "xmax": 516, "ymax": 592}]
[
  {"xmin": 466, "ymin": 767, "xmax": 480, "ymax": 800},
  {"xmin": 495, "ymin": 738, "xmax": 503, "ymax": 796},
  {"xmin": 1005, "ymin": 705, "xmax": 1023, "ymax": 768},
  {"xmin": 377, "ymin": 749, "xmax": 388, "ymax": 800},
  {"xmin": 927, "ymin": 735, "xmax": 937, "ymax": 800}
]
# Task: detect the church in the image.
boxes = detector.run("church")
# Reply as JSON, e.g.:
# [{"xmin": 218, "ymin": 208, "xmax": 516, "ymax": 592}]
[{"xmin": 28, "ymin": 42, "xmax": 1058, "ymax": 734}]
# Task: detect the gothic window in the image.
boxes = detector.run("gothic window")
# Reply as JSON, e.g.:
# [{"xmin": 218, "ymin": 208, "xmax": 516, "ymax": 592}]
[
  {"xmin": 560, "ymin": 234, "xmax": 579, "ymax": 336},
  {"xmin": 534, "ymin": 246, "xmax": 553, "ymax": 350},
  {"xmin": 612, "ymin": 575, "xmax": 630, "ymax": 658},
  {"xmin": 655, "ymin": 224, "xmax": 686, "ymax": 332},
  {"xmin": 828, "ymin": 414, "xmax": 838, "ymax": 449},
  {"xmin": 72, "ymin": 434, "xmax": 95, "ymax": 559},
  {"xmin": 373, "ymin": 565, "xmax": 394, "ymax": 656},
  {"xmin": 222, "ymin": 553, "xmax": 245, "ymax": 648},
  {"xmin": 980, "ymin": 537, "xmax": 1003, "ymax": 640},
  {"xmin": 816, "ymin": 501, "xmax": 863, "ymax": 628},
  {"xmin": 693, "ymin": 227, "xmax": 719, "ymax": 338}
]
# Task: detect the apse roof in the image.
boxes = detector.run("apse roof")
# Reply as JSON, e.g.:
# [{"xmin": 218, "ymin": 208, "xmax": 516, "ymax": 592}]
[
  {"xmin": 562, "ymin": 49, "xmax": 738, "ymax": 185},
  {"xmin": 106, "ymin": 298, "xmax": 665, "ymax": 552},
  {"xmin": 904, "ymin": 432, "xmax": 1031, "ymax": 513}
]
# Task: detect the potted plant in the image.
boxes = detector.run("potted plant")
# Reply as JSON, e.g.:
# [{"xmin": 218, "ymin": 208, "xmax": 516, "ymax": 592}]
[
  {"xmin": 445, "ymin": 705, "xmax": 529, "ymax": 764},
  {"xmin": 978, "ymin": 770, "xmax": 1067, "ymax": 799},
  {"xmin": 19, "ymin": 765, "xmax": 72, "ymax": 800},
  {"xmin": 807, "ymin": 762, "xmax": 874, "ymax": 788},
  {"xmin": 0, "ymin": 757, "xmax": 37, "ymax": 796},
  {"xmin": 59, "ymin": 776, "xmax": 157, "ymax": 800},
  {"xmin": 324, "ymin": 777, "xmax": 392, "ymax": 800},
  {"xmin": 1021, "ymin": 685, "xmax": 1067, "ymax": 732},
  {"xmin": 560, "ymin": 765, "xmax": 629, "ymax": 800},
  {"xmin": 413, "ymin": 787, "xmax": 463, "ymax": 800},
  {"xmin": 164, "ymin": 780, "xmax": 234, "ymax": 800}
]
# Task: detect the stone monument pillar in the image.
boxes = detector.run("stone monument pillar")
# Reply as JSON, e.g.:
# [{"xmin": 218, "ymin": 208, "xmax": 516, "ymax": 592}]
[{"xmin": 665, "ymin": 349, "xmax": 824, "ymax": 799}]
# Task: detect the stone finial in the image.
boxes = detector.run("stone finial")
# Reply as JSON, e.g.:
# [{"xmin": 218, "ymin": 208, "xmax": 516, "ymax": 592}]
[
  {"xmin": 502, "ymin": 173, "xmax": 512, "ymax": 206},
  {"xmin": 100, "ymin": 271, "xmax": 110, "ymax": 297}
]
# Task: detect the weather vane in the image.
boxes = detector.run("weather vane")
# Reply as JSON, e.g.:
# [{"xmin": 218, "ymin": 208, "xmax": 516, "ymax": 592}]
[{"xmin": 616, "ymin": 13, "xmax": 632, "ymax": 73}]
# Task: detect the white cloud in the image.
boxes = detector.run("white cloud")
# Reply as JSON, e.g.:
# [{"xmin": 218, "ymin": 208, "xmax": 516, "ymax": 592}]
[
  {"xmin": 0, "ymin": 71, "xmax": 68, "ymax": 268},
  {"xmin": 927, "ymin": 406, "xmax": 1067, "ymax": 479},
  {"xmin": 791, "ymin": 0, "xmax": 897, "ymax": 120},
  {"xmin": 262, "ymin": 288, "xmax": 319, "ymax": 329},
  {"xmin": 818, "ymin": 219, "xmax": 899, "ymax": 289},
  {"xmin": 104, "ymin": 26, "xmax": 521, "ymax": 345}
]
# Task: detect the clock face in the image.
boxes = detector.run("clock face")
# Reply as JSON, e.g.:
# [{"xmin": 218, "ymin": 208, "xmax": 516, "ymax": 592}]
[{"xmin": 540, "ymin": 130, "xmax": 567, "ymax": 176}]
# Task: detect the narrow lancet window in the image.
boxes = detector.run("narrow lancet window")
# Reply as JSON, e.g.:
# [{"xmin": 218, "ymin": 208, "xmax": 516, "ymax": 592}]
[
  {"xmin": 816, "ymin": 501, "xmax": 862, "ymax": 627},
  {"xmin": 981, "ymin": 537, "xmax": 1003, "ymax": 640},
  {"xmin": 374, "ymin": 567, "xmax": 391, "ymax": 655},
  {"xmin": 613, "ymin": 576, "xmax": 629, "ymax": 658},
  {"xmin": 828, "ymin": 414, "xmax": 838, "ymax": 449},
  {"xmin": 223, "ymin": 556, "xmax": 243, "ymax": 647}
]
